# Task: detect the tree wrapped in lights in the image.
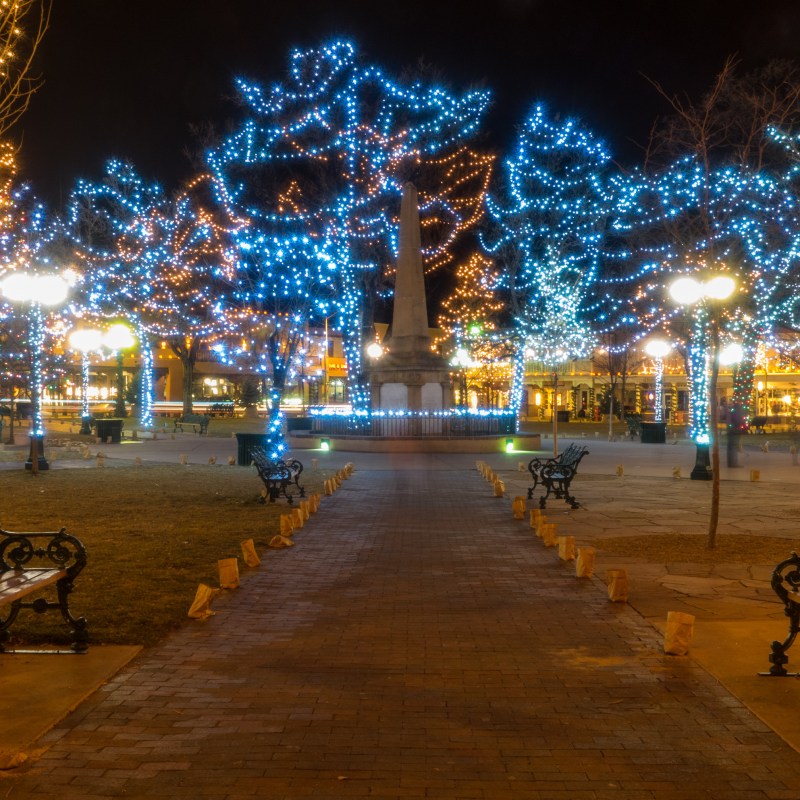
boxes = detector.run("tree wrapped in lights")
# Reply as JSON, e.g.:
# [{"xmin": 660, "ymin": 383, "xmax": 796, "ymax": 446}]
[
  {"xmin": 210, "ymin": 233, "xmax": 333, "ymax": 459},
  {"xmin": 0, "ymin": 176, "xmax": 71, "ymax": 440},
  {"xmin": 65, "ymin": 160, "xmax": 169, "ymax": 427},
  {"xmin": 208, "ymin": 40, "xmax": 492, "ymax": 414},
  {"xmin": 437, "ymin": 252, "xmax": 504, "ymax": 345},
  {"xmin": 483, "ymin": 103, "xmax": 612, "ymax": 416},
  {"xmin": 135, "ymin": 174, "xmax": 243, "ymax": 416},
  {"xmin": 601, "ymin": 158, "xmax": 800, "ymax": 445},
  {"xmin": 437, "ymin": 252, "xmax": 505, "ymax": 408},
  {"xmin": 639, "ymin": 59, "xmax": 800, "ymax": 438}
]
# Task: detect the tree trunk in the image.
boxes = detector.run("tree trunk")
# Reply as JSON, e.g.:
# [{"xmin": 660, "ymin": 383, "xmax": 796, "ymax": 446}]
[
  {"xmin": 169, "ymin": 337, "xmax": 200, "ymax": 416},
  {"xmin": 266, "ymin": 365, "xmax": 287, "ymax": 460},
  {"xmin": 181, "ymin": 356, "xmax": 195, "ymax": 416}
]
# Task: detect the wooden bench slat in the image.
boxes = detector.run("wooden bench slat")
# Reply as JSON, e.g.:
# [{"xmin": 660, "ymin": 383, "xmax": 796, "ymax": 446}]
[{"xmin": 0, "ymin": 568, "xmax": 66, "ymax": 605}]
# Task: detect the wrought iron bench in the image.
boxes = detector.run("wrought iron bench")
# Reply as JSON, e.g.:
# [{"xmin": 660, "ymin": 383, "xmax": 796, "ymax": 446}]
[
  {"xmin": 0, "ymin": 528, "xmax": 89, "ymax": 653},
  {"xmin": 760, "ymin": 551, "xmax": 800, "ymax": 677},
  {"xmin": 250, "ymin": 447, "xmax": 305, "ymax": 504},
  {"xmin": 527, "ymin": 443, "xmax": 589, "ymax": 510},
  {"xmin": 174, "ymin": 413, "xmax": 210, "ymax": 434}
]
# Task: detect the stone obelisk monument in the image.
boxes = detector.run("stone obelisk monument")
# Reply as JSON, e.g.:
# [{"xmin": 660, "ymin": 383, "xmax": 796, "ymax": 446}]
[{"xmin": 368, "ymin": 183, "xmax": 451, "ymax": 411}]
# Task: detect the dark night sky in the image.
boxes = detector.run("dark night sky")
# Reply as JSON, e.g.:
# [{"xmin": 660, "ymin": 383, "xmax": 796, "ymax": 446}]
[{"xmin": 16, "ymin": 0, "xmax": 800, "ymax": 207}]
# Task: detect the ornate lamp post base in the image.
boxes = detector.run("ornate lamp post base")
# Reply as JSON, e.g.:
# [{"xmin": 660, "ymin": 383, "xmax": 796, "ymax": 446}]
[
  {"xmin": 78, "ymin": 415, "xmax": 93, "ymax": 436},
  {"xmin": 25, "ymin": 433, "xmax": 49, "ymax": 472},
  {"xmin": 690, "ymin": 442, "xmax": 712, "ymax": 481}
]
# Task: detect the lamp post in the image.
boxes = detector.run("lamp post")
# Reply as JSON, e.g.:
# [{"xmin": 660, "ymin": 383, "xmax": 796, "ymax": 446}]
[
  {"xmin": 104, "ymin": 323, "xmax": 136, "ymax": 417},
  {"xmin": 0, "ymin": 271, "xmax": 69, "ymax": 472},
  {"xmin": 644, "ymin": 339, "xmax": 671, "ymax": 422},
  {"xmin": 68, "ymin": 327, "xmax": 104, "ymax": 435},
  {"xmin": 719, "ymin": 342, "xmax": 743, "ymax": 468},
  {"xmin": 670, "ymin": 272, "xmax": 737, "ymax": 549}
]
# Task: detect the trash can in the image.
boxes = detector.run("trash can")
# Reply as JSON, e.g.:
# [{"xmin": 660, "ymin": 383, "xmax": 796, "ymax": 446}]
[
  {"xmin": 556, "ymin": 410, "xmax": 570, "ymax": 423},
  {"xmin": 235, "ymin": 432, "xmax": 270, "ymax": 466},
  {"xmin": 95, "ymin": 418, "xmax": 124, "ymax": 443},
  {"xmin": 640, "ymin": 421, "xmax": 667, "ymax": 443}
]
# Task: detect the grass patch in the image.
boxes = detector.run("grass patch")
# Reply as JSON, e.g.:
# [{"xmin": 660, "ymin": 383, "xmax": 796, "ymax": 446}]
[
  {"xmin": 0, "ymin": 463, "xmax": 328, "ymax": 648},
  {"xmin": 597, "ymin": 533, "xmax": 800, "ymax": 564}
]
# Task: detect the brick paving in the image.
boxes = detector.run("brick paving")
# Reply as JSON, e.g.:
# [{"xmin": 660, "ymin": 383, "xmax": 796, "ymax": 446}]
[{"xmin": 6, "ymin": 463, "xmax": 800, "ymax": 799}]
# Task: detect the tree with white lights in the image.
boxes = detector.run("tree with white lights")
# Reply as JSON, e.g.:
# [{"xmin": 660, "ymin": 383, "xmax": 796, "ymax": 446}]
[
  {"xmin": 483, "ymin": 103, "xmax": 612, "ymax": 415},
  {"xmin": 136, "ymin": 174, "xmax": 242, "ymax": 416}
]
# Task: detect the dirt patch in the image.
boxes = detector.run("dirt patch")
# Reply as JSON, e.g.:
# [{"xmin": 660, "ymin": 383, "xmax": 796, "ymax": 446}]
[{"xmin": 596, "ymin": 533, "xmax": 799, "ymax": 564}]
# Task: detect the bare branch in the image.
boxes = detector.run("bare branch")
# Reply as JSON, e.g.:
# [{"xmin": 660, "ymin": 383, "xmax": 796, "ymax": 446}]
[{"xmin": 0, "ymin": 1, "xmax": 51, "ymax": 141}]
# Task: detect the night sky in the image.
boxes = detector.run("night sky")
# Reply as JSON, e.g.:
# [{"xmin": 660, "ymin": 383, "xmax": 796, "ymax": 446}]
[{"xmin": 17, "ymin": 0, "xmax": 800, "ymax": 207}]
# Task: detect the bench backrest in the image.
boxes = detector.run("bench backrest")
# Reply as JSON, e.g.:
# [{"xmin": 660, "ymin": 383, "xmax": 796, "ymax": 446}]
[
  {"xmin": 561, "ymin": 444, "xmax": 588, "ymax": 466},
  {"xmin": 0, "ymin": 528, "xmax": 87, "ymax": 580},
  {"xmin": 769, "ymin": 551, "xmax": 800, "ymax": 608},
  {"xmin": 251, "ymin": 448, "xmax": 303, "ymax": 480}
]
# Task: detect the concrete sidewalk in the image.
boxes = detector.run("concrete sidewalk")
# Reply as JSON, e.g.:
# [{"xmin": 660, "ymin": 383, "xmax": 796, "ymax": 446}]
[{"xmin": 3, "ymin": 442, "xmax": 800, "ymax": 798}]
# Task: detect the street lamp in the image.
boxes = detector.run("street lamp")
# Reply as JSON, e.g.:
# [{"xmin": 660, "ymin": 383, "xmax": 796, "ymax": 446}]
[
  {"xmin": 366, "ymin": 341, "xmax": 384, "ymax": 360},
  {"xmin": 669, "ymin": 273, "xmax": 736, "ymax": 478},
  {"xmin": 0, "ymin": 271, "xmax": 69, "ymax": 472},
  {"xmin": 450, "ymin": 346, "xmax": 473, "ymax": 410},
  {"xmin": 68, "ymin": 327, "xmax": 104, "ymax": 434},
  {"xmin": 670, "ymin": 271, "xmax": 737, "ymax": 548},
  {"xmin": 104, "ymin": 323, "xmax": 136, "ymax": 417},
  {"xmin": 644, "ymin": 339, "xmax": 672, "ymax": 422}
]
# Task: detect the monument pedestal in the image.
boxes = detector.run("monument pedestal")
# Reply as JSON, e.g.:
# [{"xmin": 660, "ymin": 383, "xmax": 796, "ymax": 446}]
[
  {"xmin": 369, "ymin": 361, "xmax": 452, "ymax": 412},
  {"xmin": 370, "ymin": 182, "xmax": 452, "ymax": 413}
]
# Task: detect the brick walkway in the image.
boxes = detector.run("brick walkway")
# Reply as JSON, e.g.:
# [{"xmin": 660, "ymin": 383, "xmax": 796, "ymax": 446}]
[{"xmin": 7, "ymin": 465, "xmax": 800, "ymax": 799}]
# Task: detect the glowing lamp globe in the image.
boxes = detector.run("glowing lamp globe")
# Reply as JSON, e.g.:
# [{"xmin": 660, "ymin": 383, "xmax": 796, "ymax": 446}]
[
  {"xmin": 669, "ymin": 277, "xmax": 703, "ymax": 305},
  {"xmin": 366, "ymin": 342, "xmax": 384, "ymax": 359},
  {"xmin": 719, "ymin": 343, "xmax": 743, "ymax": 366},
  {"xmin": 104, "ymin": 323, "xmax": 136, "ymax": 351},
  {"xmin": 704, "ymin": 275, "xmax": 736, "ymax": 300},
  {"xmin": 1, "ymin": 272, "xmax": 69, "ymax": 306},
  {"xmin": 69, "ymin": 328, "xmax": 104, "ymax": 353},
  {"xmin": 645, "ymin": 340, "xmax": 671, "ymax": 359}
]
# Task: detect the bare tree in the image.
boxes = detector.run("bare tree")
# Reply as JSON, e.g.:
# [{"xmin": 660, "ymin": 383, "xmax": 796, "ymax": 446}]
[
  {"xmin": 0, "ymin": 0, "xmax": 50, "ymax": 141},
  {"xmin": 644, "ymin": 56, "xmax": 800, "ymax": 171}
]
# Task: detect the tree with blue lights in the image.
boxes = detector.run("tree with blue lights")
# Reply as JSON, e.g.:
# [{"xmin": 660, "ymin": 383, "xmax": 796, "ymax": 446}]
[
  {"xmin": 208, "ymin": 40, "xmax": 492, "ymax": 415},
  {"xmin": 483, "ymin": 103, "xmax": 612, "ymax": 415},
  {"xmin": 65, "ymin": 159, "xmax": 168, "ymax": 427},
  {"xmin": 0, "ymin": 162, "xmax": 73, "ymax": 441},
  {"xmin": 209, "ymin": 231, "xmax": 333, "ymax": 459},
  {"xmin": 640, "ymin": 58, "xmax": 800, "ymax": 438},
  {"xmin": 602, "ymin": 157, "xmax": 800, "ymax": 443}
]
